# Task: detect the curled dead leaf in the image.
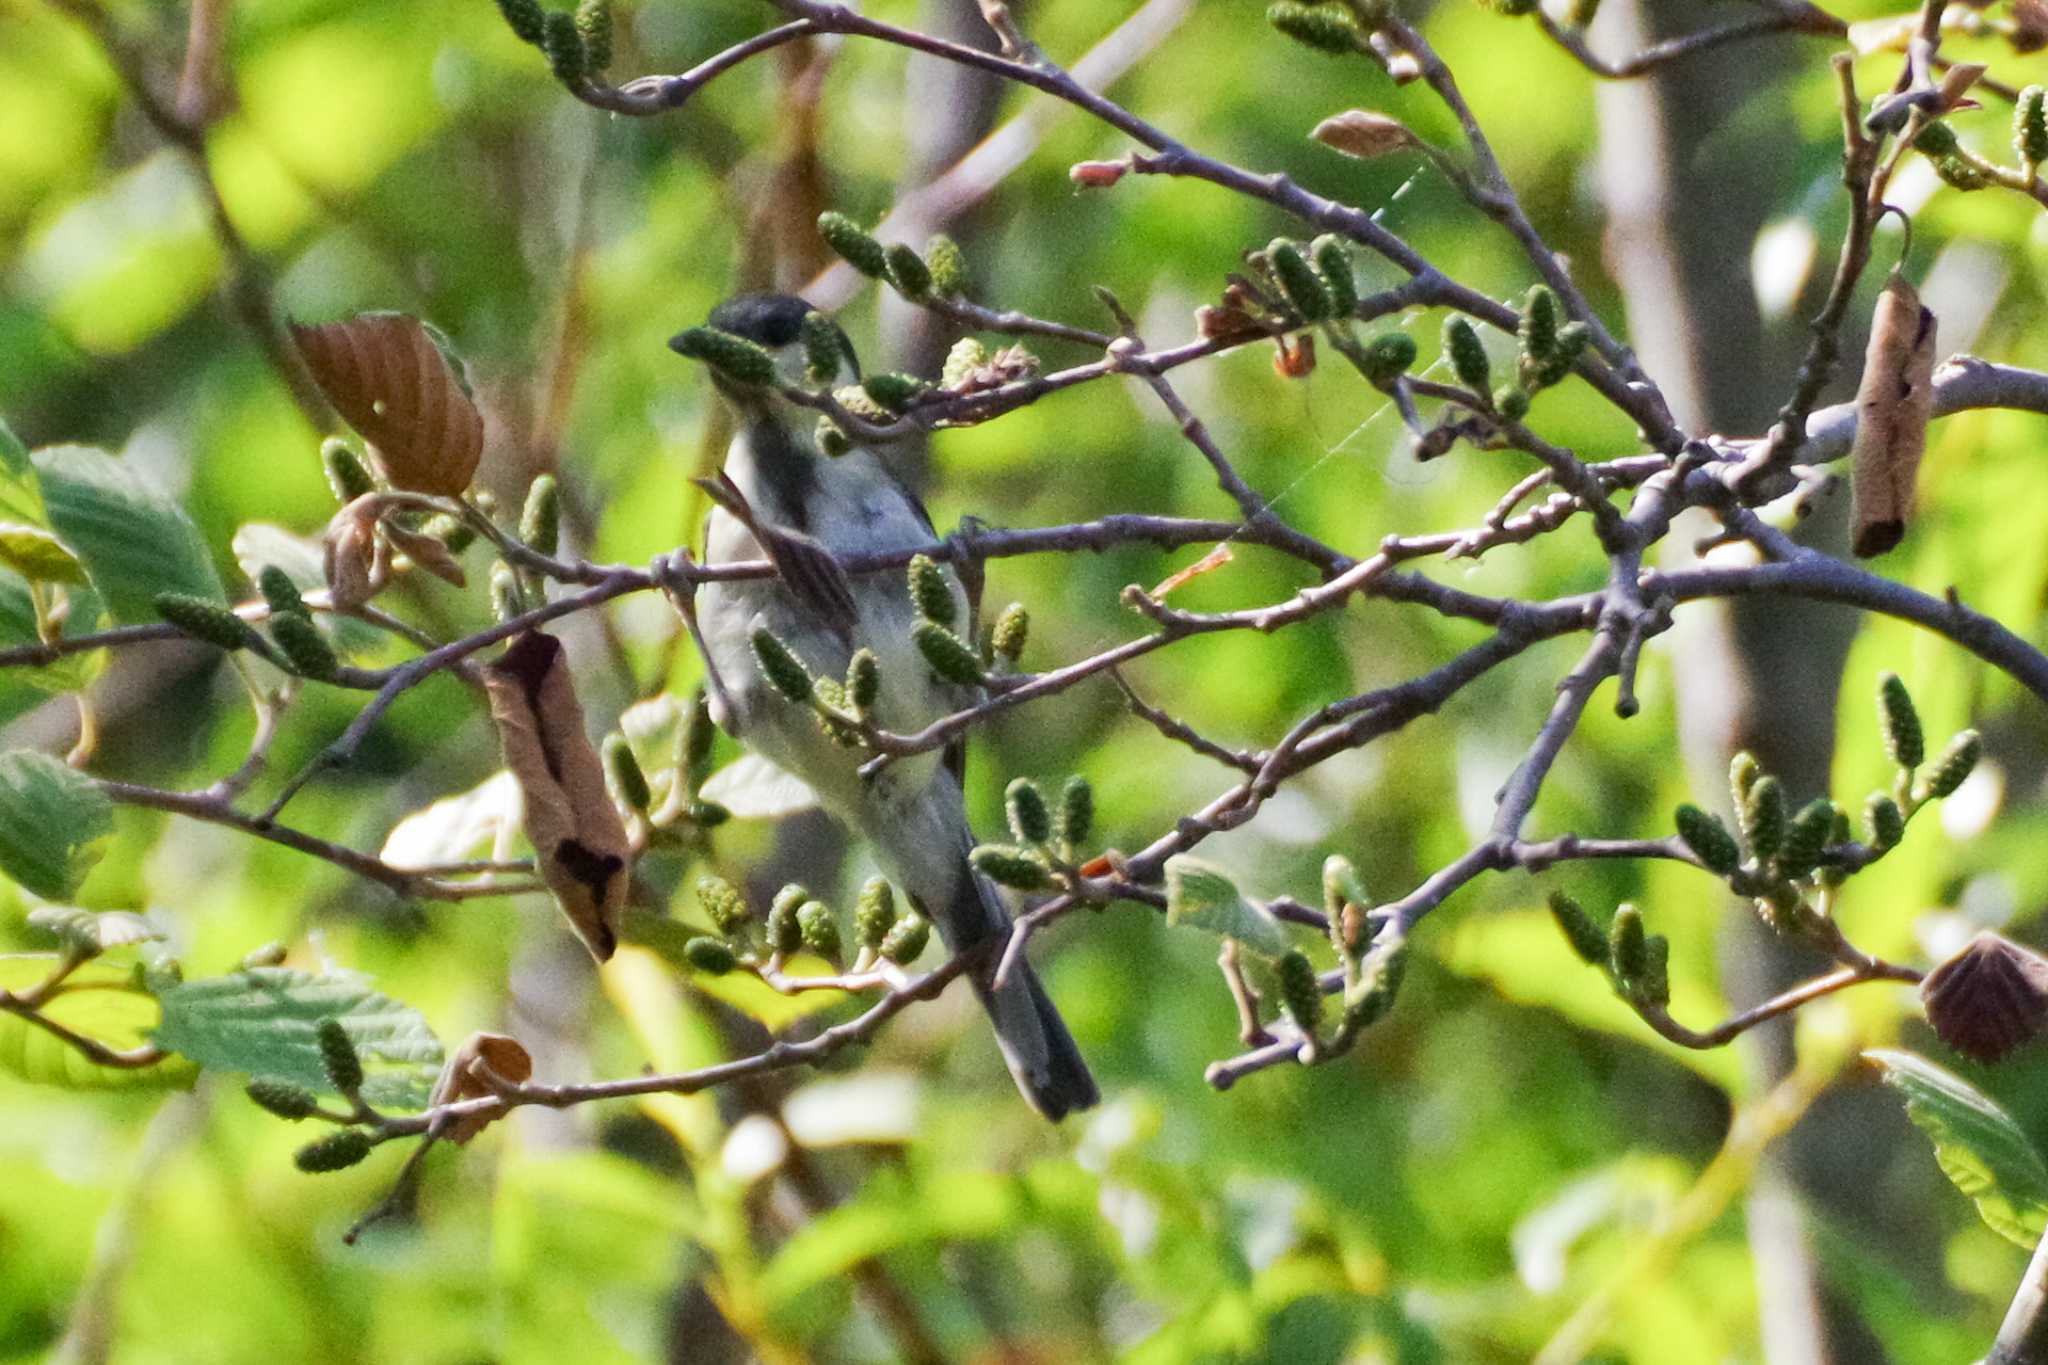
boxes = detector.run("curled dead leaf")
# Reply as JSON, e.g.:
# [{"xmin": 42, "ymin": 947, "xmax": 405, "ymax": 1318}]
[
  {"xmin": 323, "ymin": 495, "xmax": 387, "ymax": 610},
  {"xmin": 291, "ymin": 313, "xmax": 484, "ymax": 496},
  {"xmin": 1310, "ymin": 109, "xmax": 1419, "ymax": 160},
  {"xmin": 1272, "ymin": 333, "xmax": 1317, "ymax": 379},
  {"xmin": 484, "ymin": 632, "xmax": 633, "ymax": 961},
  {"xmin": 1150, "ymin": 544, "xmax": 1236, "ymax": 599},
  {"xmin": 427, "ymin": 1032, "xmax": 534, "ymax": 1144},
  {"xmin": 1921, "ymin": 930, "xmax": 2048, "ymax": 1062},
  {"xmin": 382, "ymin": 518, "xmax": 468, "ymax": 588},
  {"xmin": 1850, "ymin": 271, "xmax": 1938, "ymax": 557}
]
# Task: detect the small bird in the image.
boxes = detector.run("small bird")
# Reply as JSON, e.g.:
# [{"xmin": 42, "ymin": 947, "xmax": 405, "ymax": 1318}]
[{"xmin": 675, "ymin": 292, "xmax": 1099, "ymax": 1121}]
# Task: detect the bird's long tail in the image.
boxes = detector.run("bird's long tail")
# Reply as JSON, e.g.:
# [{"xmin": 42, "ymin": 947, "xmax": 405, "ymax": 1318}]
[
  {"xmin": 862, "ymin": 773, "xmax": 1098, "ymax": 1120},
  {"xmin": 940, "ymin": 868, "xmax": 1100, "ymax": 1122}
]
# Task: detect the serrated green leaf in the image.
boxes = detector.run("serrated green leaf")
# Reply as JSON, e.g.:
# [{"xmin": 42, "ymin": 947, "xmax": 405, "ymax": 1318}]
[
  {"xmin": 0, "ymin": 955, "xmax": 192, "ymax": 1090},
  {"xmin": 1867, "ymin": 1048, "xmax": 2048, "ymax": 1247},
  {"xmin": 0, "ymin": 750, "xmax": 113, "ymax": 898},
  {"xmin": 152, "ymin": 967, "xmax": 444, "ymax": 1110},
  {"xmin": 0, "ymin": 523, "xmax": 85, "ymax": 585},
  {"xmin": 1164, "ymin": 855, "xmax": 1290, "ymax": 957},
  {"xmin": 32, "ymin": 444, "xmax": 224, "ymax": 623}
]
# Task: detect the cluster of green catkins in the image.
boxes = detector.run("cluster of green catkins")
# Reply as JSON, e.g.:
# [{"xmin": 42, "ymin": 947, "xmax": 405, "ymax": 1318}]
[
  {"xmin": 1267, "ymin": 855, "xmax": 1409, "ymax": 1062},
  {"xmin": 244, "ymin": 1019, "xmax": 378, "ymax": 1174},
  {"xmin": 1552, "ymin": 674, "xmax": 1981, "ymax": 1013},
  {"xmin": 683, "ymin": 873, "xmax": 934, "ymax": 977},
  {"xmin": 493, "ymin": 0, "xmax": 612, "ymax": 85},
  {"xmin": 969, "ymin": 774, "xmax": 1096, "ymax": 893},
  {"xmin": 601, "ymin": 689, "xmax": 731, "ymax": 834},
  {"xmin": 1909, "ymin": 85, "xmax": 2047, "ymax": 194},
  {"xmin": 1257, "ymin": 235, "xmax": 1418, "ymax": 387}
]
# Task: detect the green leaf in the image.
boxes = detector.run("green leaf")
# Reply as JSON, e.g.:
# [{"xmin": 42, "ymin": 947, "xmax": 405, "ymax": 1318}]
[
  {"xmin": 1164, "ymin": 855, "xmax": 1290, "ymax": 957},
  {"xmin": 0, "ymin": 750, "xmax": 113, "ymax": 898},
  {"xmin": 0, "ymin": 569, "xmax": 107, "ymax": 696},
  {"xmin": 378, "ymin": 768, "xmax": 517, "ymax": 869},
  {"xmin": 32, "ymin": 444, "xmax": 224, "ymax": 624},
  {"xmin": 152, "ymin": 967, "xmax": 444, "ymax": 1110},
  {"xmin": 0, "ymin": 955, "xmax": 192, "ymax": 1090},
  {"xmin": 0, "ymin": 523, "xmax": 85, "ymax": 585},
  {"xmin": 0, "ymin": 417, "xmax": 47, "ymax": 526},
  {"xmin": 1867, "ymin": 1048, "xmax": 2048, "ymax": 1247}
]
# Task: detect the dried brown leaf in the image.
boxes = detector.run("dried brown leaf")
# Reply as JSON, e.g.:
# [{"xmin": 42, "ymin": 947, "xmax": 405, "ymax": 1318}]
[
  {"xmin": 1150, "ymin": 544, "xmax": 1236, "ymax": 599},
  {"xmin": 427, "ymin": 1032, "xmax": 534, "ymax": 1144},
  {"xmin": 291, "ymin": 313, "xmax": 483, "ymax": 496},
  {"xmin": 382, "ymin": 519, "xmax": 468, "ymax": 588},
  {"xmin": 1310, "ymin": 109, "xmax": 1419, "ymax": 160},
  {"xmin": 323, "ymin": 495, "xmax": 387, "ymax": 610},
  {"xmin": 484, "ymin": 632, "xmax": 632, "ymax": 961},
  {"xmin": 1851, "ymin": 272, "xmax": 1937, "ymax": 557},
  {"xmin": 1921, "ymin": 931, "xmax": 2048, "ymax": 1062}
]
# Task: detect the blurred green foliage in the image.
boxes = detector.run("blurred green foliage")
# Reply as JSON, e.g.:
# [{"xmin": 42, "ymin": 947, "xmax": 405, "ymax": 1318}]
[{"xmin": 2, "ymin": 0, "xmax": 2048, "ymax": 1360}]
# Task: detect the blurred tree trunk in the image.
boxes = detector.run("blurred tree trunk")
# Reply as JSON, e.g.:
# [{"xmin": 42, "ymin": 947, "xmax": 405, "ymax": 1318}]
[{"xmin": 1592, "ymin": 3, "xmax": 1878, "ymax": 1359}]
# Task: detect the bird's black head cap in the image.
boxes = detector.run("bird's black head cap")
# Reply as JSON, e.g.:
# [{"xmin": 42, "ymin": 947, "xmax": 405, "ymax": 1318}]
[{"xmin": 706, "ymin": 293, "xmax": 813, "ymax": 348}]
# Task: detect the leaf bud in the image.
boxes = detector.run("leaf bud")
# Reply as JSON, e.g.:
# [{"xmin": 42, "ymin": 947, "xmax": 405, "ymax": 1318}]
[
  {"xmin": 795, "ymin": 900, "xmax": 841, "ymax": 960},
  {"xmin": 682, "ymin": 688, "xmax": 716, "ymax": 785},
  {"xmin": 1266, "ymin": 1, "xmax": 1364, "ymax": 53},
  {"xmin": 861, "ymin": 372, "xmax": 926, "ymax": 413},
  {"xmin": 1006, "ymin": 778, "xmax": 1052, "ymax": 845},
  {"xmin": 924, "ymin": 234, "xmax": 968, "ymax": 296},
  {"xmin": 880, "ymin": 912, "xmax": 932, "ymax": 964},
  {"xmin": 1311, "ymin": 235, "xmax": 1359, "ymax": 316},
  {"xmin": 490, "ymin": 560, "xmax": 522, "ymax": 623},
  {"xmin": 1913, "ymin": 120, "xmax": 1960, "ymax": 156},
  {"xmin": 1729, "ymin": 751, "xmax": 1761, "ymax": 805},
  {"xmin": 493, "ymin": 0, "xmax": 545, "ymax": 45},
  {"xmin": 247, "ymin": 1077, "xmax": 319, "ymax": 1121},
  {"xmin": 906, "ymin": 553, "xmax": 956, "ymax": 626},
  {"xmin": 258, "ymin": 564, "xmax": 308, "ymax": 619},
  {"xmin": 992, "ymin": 602, "xmax": 1029, "ymax": 662},
  {"xmin": 321, "ymin": 439, "xmax": 377, "ymax": 503},
  {"xmin": 1057, "ymin": 775, "xmax": 1094, "ymax": 849},
  {"xmin": 1777, "ymin": 797, "xmax": 1837, "ymax": 880},
  {"xmin": 942, "ymin": 337, "xmax": 990, "ymax": 390},
  {"xmin": 914, "ymin": 621, "xmax": 985, "ymax": 686},
  {"xmin": 765, "ymin": 885, "xmax": 807, "ymax": 955},
  {"xmin": 316, "ymin": 1018, "xmax": 364, "ymax": 1095},
  {"xmin": 670, "ymin": 327, "xmax": 776, "ymax": 386},
  {"xmin": 846, "ymin": 648, "xmax": 880, "ymax": 713},
  {"xmin": 157, "ymin": 593, "xmax": 261, "ymax": 653},
  {"xmin": 1518, "ymin": 284, "xmax": 1560, "ymax": 361},
  {"xmin": 1741, "ymin": 774, "xmax": 1786, "ymax": 864},
  {"xmin": 698, "ymin": 875, "xmax": 750, "ymax": 934},
  {"xmin": 1608, "ymin": 903, "xmax": 1647, "ymax": 981},
  {"xmin": 520, "ymin": 474, "xmax": 559, "ymax": 557},
  {"xmin": 854, "ymin": 877, "xmax": 897, "ymax": 950},
  {"xmin": 574, "ymin": 0, "xmax": 611, "ymax": 70},
  {"xmin": 541, "ymin": 10, "xmax": 586, "ymax": 84},
  {"xmin": 751, "ymin": 628, "xmax": 814, "ymax": 704},
  {"xmin": 270, "ymin": 612, "xmax": 338, "ymax": 680},
  {"xmin": 1360, "ymin": 331, "xmax": 1418, "ymax": 386},
  {"xmin": 971, "ymin": 844, "xmax": 1052, "ymax": 891},
  {"xmin": 1918, "ymin": 730, "xmax": 1982, "ymax": 801},
  {"xmin": 1276, "ymin": 949, "xmax": 1326, "ymax": 1036},
  {"xmin": 1637, "ymin": 934, "xmax": 1671, "ymax": 1007},
  {"xmin": 1442, "ymin": 316, "xmax": 1491, "ymax": 392},
  {"xmin": 1877, "ymin": 673, "xmax": 1924, "ymax": 770},
  {"xmin": 1548, "ymin": 890, "xmax": 1610, "ymax": 966},
  {"xmin": 294, "ymin": 1129, "xmax": 373, "ymax": 1173},
  {"xmin": 603, "ymin": 734, "xmax": 651, "ymax": 811},
  {"xmin": 1674, "ymin": 804, "xmax": 1741, "ymax": 875},
  {"xmin": 1268, "ymin": 239, "xmax": 1332, "ymax": 321},
  {"xmin": 2016, "ymin": 86, "xmax": 2048, "ymax": 167},
  {"xmin": 883, "ymin": 243, "xmax": 932, "ymax": 299},
  {"xmin": 817, "ymin": 212, "xmax": 888, "ymax": 278},
  {"xmin": 815, "ymin": 417, "xmax": 851, "ymax": 457},
  {"xmin": 683, "ymin": 936, "xmax": 736, "ymax": 974}
]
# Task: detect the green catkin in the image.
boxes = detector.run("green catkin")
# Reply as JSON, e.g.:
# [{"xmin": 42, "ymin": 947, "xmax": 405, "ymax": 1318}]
[
  {"xmin": 907, "ymin": 554, "xmax": 957, "ymax": 625},
  {"xmin": 1058, "ymin": 775, "xmax": 1094, "ymax": 849},
  {"xmin": 697, "ymin": 875, "xmax": 749, "ymax": 934},
  {"xmin": 1268, "ymin": 240, "xmax": 1332, "ymax": 321},
  {"xmin": 683, "ymin": 937, "xmax": 736, "ymax": 974},
  {"xmin": 971, "ymin": 844, "xmax": 1051, "ymax": 890},
  {"xmin": 854, "ymin": 878, "xmax": 897, "ymax": 950},
  {"xmin": 1920, "ymin": 731, "xmax": 1982, "ymax": 800},
  {"xmin": 992, "ymin": 603, "xmax": 1029, "ymax": 661},
  {"xmin": 247, "ymin": 1078, "xmax": 319, "ymax": 1121},
  {"xmin": 521, "ymin": 475, "xmax": 560, "ymax": 556},
  {"xmin": 1276, "ymin": 949, "xmax": 1326, "ymax": 1036},
  {"xmin": 883, "ymin": 243, "xmax": 932, "ymax": 299},
  {"xmin": 817, "ymin": 213, "xmax": 888, "ymax": 277},
  {"xmin": 270, "ymin": 613, "xmax": 337, "ymax": 680},
  {"xmin": 751, "ymin": 629, "xmax": 813, "ymax": 704},
  {"xmin": 914, "ymin": 621, "xmax": 985, "ymax": 686},
  {"xmin": 1548, "ymin": 891, "xmax": 1610, "ymax": 966},
  {"xmin": 1742, "ymin": 775, "xmax": 1786, "ymax": 864},
  {"xmin": 603, "ymin": 735, "xmax": 650, "ymax": 811},
  {"xmin": 1312, "ymin": 236, "xmax": 1359, "ymax": 316},
  {"xmin": 1442, "ymin": 316, "xmax": 1491, "ymax": 392},
  {"xmin": 574, "ymin": 0, "xmax": 611, "ymax": 69},
  {"xmin": 1266, "ymin": 1, "xmax": 1364, "ymax": 52},
  {"xmin": 316, "ymin": 1019, "xmax": 363, "ymax": 1094},
  {"xmin": 1674, "ymin": 804, "xmax": 1740, "ymax": 875},
  {"xmin": 796, "ymin": 901, "xmax": 841, "ymax": 960},
  {"xmin": 1878, "ymin": 673, "xmax": 1924, "ymax": 770},
  {"xmin": 321, "ymin": 439, "xmax": 376, "ymax": 503},
  {"xmin": 294, "ymin": 1130, "xmax": 373, "ymax": 1173},
  {"xmin": 157, "ymin": 593, "xmax": 260, "ymax": 653},
  {"xmin": 925, "ymin": 235, "xmax": 968, "ymax": 296},
  {"xmin": 1865, "ymin": 793, "xmax": 1905, "ymax": 851},
  {"xmin": 1006, "ymin": 779, "xmax": 1052, "ymax": 845},
  {"xmin": 880, "ymin": 913, "xmax": 931, "ymax": 964},
  {"xmin": 670, "ymin": 328, "xmax": 776, "ymax": 385}
]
